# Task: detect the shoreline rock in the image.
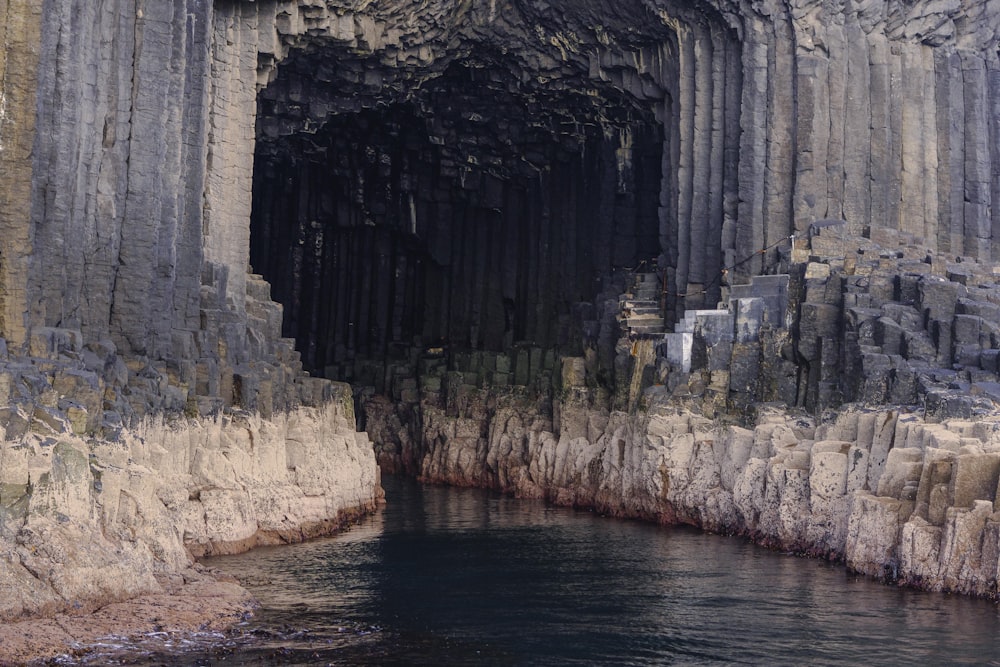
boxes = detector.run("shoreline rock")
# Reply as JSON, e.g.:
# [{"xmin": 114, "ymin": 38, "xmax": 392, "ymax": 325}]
[
  {"xmin": 367, "ymin": 388, "xmax": 1000, "ymax": 600},
  {"xmin": 359, "ymin": 226, "xmax": 1000, "ymax": 600},
  {"xmin": 0, "ymin": 501, "xmax": 383, "ymax": 665},
  {"xmin": 0, "ymin": 1, "xmax": 998, "ymax": 659},
  {"xmin": 0, "ymin": 566, "xmax": 255, "ymax": 666},
  {"xmin": 0, "ymin": 377, "xmax": 383, "ymax": 662}
]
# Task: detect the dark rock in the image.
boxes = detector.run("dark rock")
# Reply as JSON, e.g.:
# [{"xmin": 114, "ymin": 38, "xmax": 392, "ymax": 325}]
[
  {"xmin": 918, "ymin": 278, "xmax": 962, "ymax": 323},
  {"xmin": 799, "ymin": 303, "xmax": 840, "ymax": 361},
  {"xmin": 953, "ymin": 314, "xmax": 984, "ymax": 345},
  {"xmin": 875, "ymin": 317, "xmax": 905, "ymax": 356}
]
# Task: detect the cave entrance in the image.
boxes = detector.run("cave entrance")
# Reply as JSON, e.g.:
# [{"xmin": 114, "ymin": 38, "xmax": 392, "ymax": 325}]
[{"xmin": 250, "ymin": 47, "xmax": 668, "ymax": 392}]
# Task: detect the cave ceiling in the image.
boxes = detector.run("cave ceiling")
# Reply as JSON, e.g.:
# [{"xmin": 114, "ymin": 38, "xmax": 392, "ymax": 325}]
[{"xmin": 253, "ymin": 0, "xmax": 731, "ymax": 175}]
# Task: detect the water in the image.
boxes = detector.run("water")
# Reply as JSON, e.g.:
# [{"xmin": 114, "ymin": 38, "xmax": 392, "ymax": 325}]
[{"xmin": 62, "ymin": 476, "xmax": 1000, "ymax": 665}]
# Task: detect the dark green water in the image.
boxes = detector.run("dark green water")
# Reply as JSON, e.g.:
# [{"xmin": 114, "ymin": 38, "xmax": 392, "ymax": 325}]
[{"xmin": 60, "ymin": 476, "xmax": 1000, "ymax": 665}]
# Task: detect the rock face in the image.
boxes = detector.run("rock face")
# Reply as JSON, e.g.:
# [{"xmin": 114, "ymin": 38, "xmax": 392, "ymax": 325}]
[
  {"xmin": 230, "ymin": 0, "xmax": 1000, "ymax": 394},
  {"xmin": 0, "ymin": 364, "xmax": 380, "ymax": 622},
  {"xmin": 0, "ymin": 0, "xmax": 386, "ymax": 628},
  {"xmin": 0, "ymin": 249, "xmax": 383, "ymax": 625},
  {"xmin": 3, "ymin": 0, "xmax": 996, "ymax": 382},
  {"xmin": 404, "ymin": 393, "xmax": 1000, "ymax": 598},
  {"xmin": 365, "ymin": 227, "xmax": 1000, "ymax": 598},
  {"xmin": 0, "ymin": 0, "xmax": 999, "ymax": 633}
]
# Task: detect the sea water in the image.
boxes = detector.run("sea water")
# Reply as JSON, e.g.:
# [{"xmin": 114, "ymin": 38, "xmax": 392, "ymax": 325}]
[{"xmin": 60, "ymin": 475, "xmax": 1000, "ymax": 665}]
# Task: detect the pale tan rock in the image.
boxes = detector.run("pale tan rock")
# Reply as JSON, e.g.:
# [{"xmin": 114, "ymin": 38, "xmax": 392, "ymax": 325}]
[
  {"xmin": 374, "ymin": 387, "xmax": 1000, "ymax": 597},
  {"xmin": 877, "ymin": 447, "xmax": 924, "ymax": 498},
  {"xmin": 845, "ymin": 445, "xmax": 870, "ymax": 493},
  {"xmin": 938, "ymin": 501, "xmax": 995, "ymax": 591},
  {"xmin": 804, "ymin": 262, "xmax": 832, "ymax": 279},
  {"xmin": 951, "ymin": 452, "xmax": 1000, "ymax": 508},
  {"xmin": 718, "ymin": 426, "xmax": 754, "ymax": 490},
  {"xmin": 0, "ymin": 399, "xmax": 381, "ymax": 626},
  {"xmin": 899, "ymin": 516, "xmax": 943, "ymax": 586},
  {"xmin": 810, "ymin": 449, "xmax": 849, "ymax": 502},
  {"xmin": 846, "ymin": 493, "xmax": 903, "ymax": 578}
]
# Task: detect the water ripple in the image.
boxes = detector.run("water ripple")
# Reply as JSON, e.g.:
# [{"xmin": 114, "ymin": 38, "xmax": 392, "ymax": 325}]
[{"xmin": 53, "ymin": 476, "xmax": 1000, "ymax": 665}]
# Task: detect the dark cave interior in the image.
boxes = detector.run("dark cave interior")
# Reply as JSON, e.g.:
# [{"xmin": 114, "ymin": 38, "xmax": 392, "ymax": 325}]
[{"xmin": 250, "ymin": 47, "xmax": 669, "ymax": 384}]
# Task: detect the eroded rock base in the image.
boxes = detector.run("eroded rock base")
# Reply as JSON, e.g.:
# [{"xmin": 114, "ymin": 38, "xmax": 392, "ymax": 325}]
[
  {"xmin": 0, "ymin": 397, "xmax": 381, "ymax": 612},
  {"xmin": 0, "ymin": 342, "xmax": 382, "ymax": 662},
  {"xmin": 0, "ymin": 568, "xmax": 254, "ymax": 666},
  {"xmin": 365, "ymin": 226, "xmax": 1000, "ymax": 598},
  {"xmin": 374, "ymin": 391, "xmax": 1000, "ymax": 597}
]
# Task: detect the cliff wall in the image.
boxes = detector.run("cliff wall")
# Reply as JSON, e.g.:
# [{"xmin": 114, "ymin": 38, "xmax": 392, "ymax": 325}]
[
  {"xmin": 378, "ymin": 392, "xmax": 1000, "ymax": 597},
  {"xmin": 0, "ymin": 0, "xmax": 998, "ymax": 639},
  {"xmin": 4, "ymin": 0, "xmax": 999, "ymax": 365},
  {"xmin": 246, "ymin": 0, "xmax": 1000, "ymax": 370},
  {"xmin": 365, "ymin": 226, "xmax": 1000, "ymax": 598},
  {"xmin": 0, "ymin": 1, "xmax": 386, "ymax": 634}
]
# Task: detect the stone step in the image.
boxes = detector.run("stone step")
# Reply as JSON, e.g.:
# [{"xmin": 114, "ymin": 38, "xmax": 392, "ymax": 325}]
[
  {"xmin": 626, "ymin": 313, "xmax": 664, "ymax": 323},
  {"xmin": 245, "ymin": 274, "xmax": 273, "ymax": 302},
  {"xmin": 629, "ymin": 323, "xmax": 667, "ymax": 335},
  {"xmin": 631, "ymin": 331, "xmax": 668, "ymax": 340},
  {"xmin": 622, "ymin": 298, "xmax": 659, "ymax": 309},
  {"xmin": 619, "ymin": 273, "xmax": 667, "ymax": 336},
  {"xmin": 625, "ymin": 315, "xmax": 663, "ymax": 328}
]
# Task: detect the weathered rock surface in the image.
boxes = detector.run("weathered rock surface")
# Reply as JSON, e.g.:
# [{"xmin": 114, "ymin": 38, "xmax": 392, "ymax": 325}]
[
  {"xmin": 0, "ymin": 370, "xmax": 380, "ymax": 625},
  {"xmin": 0, "ymin": 570, "xmax": 254, "ymax": 665},
  {"xmin": 241, "ymin": 0, "xmax": 1000, "ymax": 385},
  {"xmin": 368, "ymin": 380, "xmax": 1000, "ymax": 598},
  {"xmin": 365, "ymin": 228, "xmax": 1000, "ymax": 598},
  {"xmin": 0, "ymin": 313, "xmax": 381, "ymax": 660},
  {"xmin": 3, "ymin": 0, "xmax": 997, "ymax": 380},
  {"xmin": 0, "ymin": 0, "xmax": 998, "ymax": 653}
]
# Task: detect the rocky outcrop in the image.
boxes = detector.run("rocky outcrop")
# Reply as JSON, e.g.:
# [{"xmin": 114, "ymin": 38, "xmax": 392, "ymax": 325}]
[
  {"xmin": 242, "ymin": 0, "xmax": 1000, "ymax": 383},
  {"xmin": 0, "ymin": 575, "xmax": 254, "ymax": 665},
  {"xmin": 0, "ymin": 1, "xmax": 386, "ymax": 622},
  {"xmin": 1, "ymin": 2, "xmax": 996, "ymax": 397},
  {"xmin": 0, "ymin": 355, "xmax": 380, "ymax": 622},
  {"xmin": 0, "ymin": 0, "xmax": 998, "ymax": 639},
  {"xmin": 0, "ymin": 223, "xmax": 383, "ymax": 625},
  {"xmin": 0, "ymin": 36, "xmax": 383, "ymax": 622},
  {"xmin": 364, "ymin": 226, "xmax": 1000, "ymax": 597},
  {"xmin": 383, "ymin": 388, "xmax": 1000, "ymax": 598}
]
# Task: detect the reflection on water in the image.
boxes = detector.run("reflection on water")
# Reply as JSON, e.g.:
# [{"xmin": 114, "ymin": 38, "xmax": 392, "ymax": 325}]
[{"xmin": 60, "ymin": 476, "xmax": 1000, "ymax": 665}]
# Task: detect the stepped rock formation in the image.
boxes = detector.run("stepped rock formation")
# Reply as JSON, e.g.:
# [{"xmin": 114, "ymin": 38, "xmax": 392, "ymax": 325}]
[
  {"xmin": 366, "ymin": 225, "xmax": 1000, "ymax": 598},
  {"xmin": 0, "ymin": 0, "xmax": 388, "ymax": 651},
  {"xmin": 0, "ymin": 0, "xmax": 999, "ymax": 658}
]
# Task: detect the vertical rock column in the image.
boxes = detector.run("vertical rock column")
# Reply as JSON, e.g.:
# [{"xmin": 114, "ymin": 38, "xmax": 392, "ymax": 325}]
[
  {"xmin": 661, "ymin": 16, "xmax": 742, "ymax": 310},
  {"xmin": 783, "ymin": 0, "xmax": 999, "ymax": 261},
  {"xmin": 107, "ymin": 0, "xmax": 212, "ymax": 358},
  {"xmin": 728, "ymin": 0, "xmax": 1000, "ymax": 273},
  {"xmin": 960, "ymin": 50, "xmax": 994, "ymax": 260},
  {"xmin": 735, "ymin": 20, "xmax": 770, "ymax": 282},
  {"xmin": 22, "ymin": 0, "xmax": 213, "ymax": 359},
  {"xmin": 11, "ymin": 0, "xmax": 308, "ymax": 412},
  {"xmin": 203, "ymin": 1, "xmax": 264, "ymax": 321},
  {"xmin": 0, "ymin": 0, "xmax": 41, "ymax": 349},
  {"xmin": 931, "ymin": 43, "xmax": 1000, "ymax": 261}
]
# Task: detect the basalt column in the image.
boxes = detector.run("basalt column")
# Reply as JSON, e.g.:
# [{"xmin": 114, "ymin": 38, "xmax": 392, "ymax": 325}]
[{"xmin": 0, "ymin": 0, "xmax": 41, "ymax": 348}]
